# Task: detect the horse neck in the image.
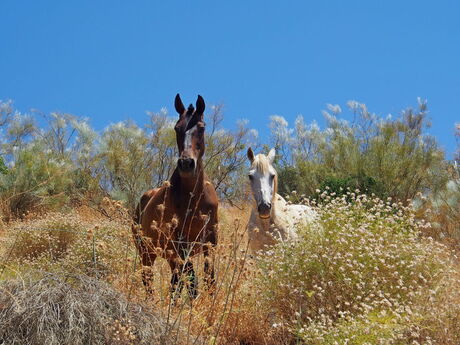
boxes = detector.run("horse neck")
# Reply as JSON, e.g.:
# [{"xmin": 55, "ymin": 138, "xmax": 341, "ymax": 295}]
[
  {"xmin": 170, "ymin": 159, "xmax": 205, "ymax": 199},
  {"xmin": 273, "ymin": 173, "xmax": 278, "ymax": 204},
  {"xmin": 251, "ymin": 209, "xmax": 271, "ymax": 232}
]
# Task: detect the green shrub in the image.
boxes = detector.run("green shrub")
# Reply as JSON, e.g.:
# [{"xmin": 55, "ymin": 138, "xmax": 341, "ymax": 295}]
[
  {"xmin": 315, "ymin": 175, "xmax": 387, "ymax": 201},
  {"xmin": 270, "ymin": 100, "xmax": 448, "ymax": 203},
  {"xmin": 0, "ymin": 144, "xmax": 74, "ymax": 218},
  {"xmin": 0, "ymin": 156, "xmax": 7, "ymax": 174}
]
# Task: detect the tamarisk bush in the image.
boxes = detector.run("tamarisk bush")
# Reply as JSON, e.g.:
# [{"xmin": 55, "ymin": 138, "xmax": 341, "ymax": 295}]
[{"xmin": 271, "ymin": 100, "xmax": 448, "ymax": 202}]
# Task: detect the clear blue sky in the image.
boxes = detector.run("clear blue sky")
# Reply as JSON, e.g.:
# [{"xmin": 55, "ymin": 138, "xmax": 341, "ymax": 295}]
[{"xmin": 1, "ymin": 1, "xmax": 459, "ymax": 158}]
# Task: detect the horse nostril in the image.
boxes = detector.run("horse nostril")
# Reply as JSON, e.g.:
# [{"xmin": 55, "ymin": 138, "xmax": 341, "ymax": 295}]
[
  {"xmin": 258, "ymin": 202, "xmax": 271, "ymax": 214},
  {"xmin": 178, "ymin": 158, "xmax": 195, "ymax": 171}
]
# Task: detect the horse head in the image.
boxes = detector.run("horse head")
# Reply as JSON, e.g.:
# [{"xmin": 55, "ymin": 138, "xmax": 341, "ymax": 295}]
[
  {"xmin": 247, "ymin": 147, "xmax": 277, "ymax": 219},
  {"xmin": 174, "ymin": 94, "xmax": 206, "ymax": 177}
]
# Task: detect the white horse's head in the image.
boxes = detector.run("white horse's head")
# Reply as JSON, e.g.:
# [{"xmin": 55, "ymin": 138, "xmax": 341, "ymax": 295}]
[{"xmin": 247, "ymin": 147, "xmax": 277, "ymax": 219}]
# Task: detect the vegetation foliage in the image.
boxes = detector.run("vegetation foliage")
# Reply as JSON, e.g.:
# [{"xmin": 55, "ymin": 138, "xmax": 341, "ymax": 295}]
[
  {"xmin": 0, "ymin": 98, "xmax": 459, "ymax": 344},
  {"xmin": 257, "ymin": 192, "xmax": 459, "ymax": 344},
  {"xmin": 271, "ymin": 99, "xmax": 448, "ymax": 202}
]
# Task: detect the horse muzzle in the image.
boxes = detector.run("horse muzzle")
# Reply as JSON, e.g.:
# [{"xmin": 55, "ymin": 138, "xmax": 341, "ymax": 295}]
[
  {"xmin": 178, "ymin": 158, "xmax": 196, "ymax": 174},
  {"xmin": 257, "ymin": 202, "xmax": 271, "ymax": 219}
]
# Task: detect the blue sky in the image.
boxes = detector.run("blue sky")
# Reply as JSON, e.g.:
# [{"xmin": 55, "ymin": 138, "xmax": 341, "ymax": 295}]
[{"xmin": 1, "ymin": 1, "xmax": 459, "ymax": 157}]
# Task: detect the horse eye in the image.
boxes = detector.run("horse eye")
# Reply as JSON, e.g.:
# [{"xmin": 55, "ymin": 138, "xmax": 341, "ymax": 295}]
[
  {"xmin": 269, "ymin": 174, "xmax": 275, "ymax": 180},
  {"xmin": 248, "ymin": 175, "xmax": 254, "ymax": 181}
]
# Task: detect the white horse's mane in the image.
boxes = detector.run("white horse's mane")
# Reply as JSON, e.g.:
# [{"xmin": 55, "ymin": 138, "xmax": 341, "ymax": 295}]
[
  {"xmin": 250, "ymin": 153, "xmax": 278, "ymax": 196},
  {"xmin": 251, "ymin": 153, "xmax": 270, "ymax": 174}
]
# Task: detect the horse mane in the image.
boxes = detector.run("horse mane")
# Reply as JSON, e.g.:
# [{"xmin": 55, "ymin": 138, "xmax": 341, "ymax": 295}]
[
  {"xmin": 251, "ymin": 154, "xmax": 270, "ymax": 174},
  {"xmin": 251, "ymin": 154, "xmax": 278, "ymax": 196}
]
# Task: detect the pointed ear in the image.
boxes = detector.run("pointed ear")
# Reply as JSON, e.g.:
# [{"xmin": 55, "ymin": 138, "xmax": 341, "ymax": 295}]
[
  {"xmin": 175, "ymin": 94, "xmax": 185, "ymax": 115},
  {"xmin": 247, "ymin": 147, "xmax": 255, "ymax": 163},
  {"xmin": 267, "ymin": 148, "xmax": 276, "ymax": 163},
  {"xmin": 196, "ymin": 95, "xmax": 205, "ymax": 116}
]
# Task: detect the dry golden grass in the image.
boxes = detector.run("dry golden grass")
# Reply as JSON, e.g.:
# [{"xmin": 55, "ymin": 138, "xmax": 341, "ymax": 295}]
[
  {"xmin": 1, "ymin": 196, "xmax": 460, "ymax": 344},
  {"xmin": 0, "ymin": 201, "xmax": 276, "ymax": 344}
]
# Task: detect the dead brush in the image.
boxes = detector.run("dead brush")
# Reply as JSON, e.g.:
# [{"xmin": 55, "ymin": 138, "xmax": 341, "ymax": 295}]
[
  {"xmin": 0, "ymin": 271, "xmax": 176, "ymax": 345},
  {"xmin": 412, "ymin": 264, "xmax": 460, "ymax": 345},
  {"xmin": 1, "ymin": 201, "xmax": 281, "ymax": 344},
  {"xmin": 1, "ymin": 211, "xmax": 135, "ymax": 279},
  {"xmin": 6, "ymin": 213, "xmax": 82, "ymax": 262}
]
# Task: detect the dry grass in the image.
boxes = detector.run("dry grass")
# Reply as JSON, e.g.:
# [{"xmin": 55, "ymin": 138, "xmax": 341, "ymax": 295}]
[
  {"xmin": 0, "ymin": 271, "xmax": 173, "ymax": 345},
  {"xmin": 1, "ymin": 196, "xmax": 460, "ymax": 344}
]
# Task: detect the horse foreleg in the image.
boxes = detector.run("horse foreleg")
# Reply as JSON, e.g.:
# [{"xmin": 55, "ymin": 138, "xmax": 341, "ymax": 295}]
[
  {"xmin": 168, "ymin": 257, "xmax": 198, "ymax": 301},
  {"xmin": 203, "ymin": 247, "xmax": 215, "ymax": 291},
  {"xmin": 132, "ymin": 223, "xmax": 157, "ymax": 295},
  {"xmin": 183, "ymin": 260, "xmax": 198, "ymax": 299},
  {"xmin": 141, "ymin": 253, "xmax": 156, "ymax": 294}
]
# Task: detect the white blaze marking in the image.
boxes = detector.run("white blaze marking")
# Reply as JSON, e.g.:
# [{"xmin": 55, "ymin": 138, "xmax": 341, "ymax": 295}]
[
  {"xmin": 184, "ymin": 125, "xmax": 197, "ymax": 149},
  {"xmin": 249, "ymin": 168, "xmax": 275, "ymax": 206}
]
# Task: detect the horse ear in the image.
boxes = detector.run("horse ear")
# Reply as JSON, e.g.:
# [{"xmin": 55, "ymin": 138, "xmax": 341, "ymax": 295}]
[
  {"xmin": 175, "ymin": 94, "xmax": 185, "ymax": 115},
  {"xmin": 247, "ymin": 147, "xmax": 255, "ymax": 162},
  {"xmin": 267, "ymin": 148, "xmax": 276, "ymax": 163},
  {"xmin": 196, "ymin": 95, "xmax": 205, "ymax": 116}
]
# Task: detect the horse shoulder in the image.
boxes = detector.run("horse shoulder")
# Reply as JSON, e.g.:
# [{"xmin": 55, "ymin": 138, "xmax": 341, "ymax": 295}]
[
  {"xmin": 133, "ymin": 188, "xmax": 160, "ymax": 225},
  {"xmin": 289, "ymin": 204, "xmax": 317, "ymax": 223},
  {"xmin": 141, "ymin": 187, "xmax": 173, "ymax": 235},
  {"xmin": 274, "ymin": 204, "xmax": 316, "ymax": 241},
  {"xmin": 141, "ymin": 188, "xmax": 160, "ymax": 209},
  {"xmin": 272, "ymin": 198, "xmax": 306, "ymax": 239},
  {"xmin": 202, "ymin": 180, "xmax": 219, "ymax": 213}
]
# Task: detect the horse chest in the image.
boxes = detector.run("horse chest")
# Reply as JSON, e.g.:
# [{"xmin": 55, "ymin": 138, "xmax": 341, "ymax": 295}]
[
  {"xmin": 248, "ymin": 209, "xmax": 291, "ymax": 252},
  {"xmin": 176, "ymin": 214, "xmax": 207, "ymax": 233},
  {"xmin": 167, "ymin": 199, "xmax": 212, "ymax": 236}
]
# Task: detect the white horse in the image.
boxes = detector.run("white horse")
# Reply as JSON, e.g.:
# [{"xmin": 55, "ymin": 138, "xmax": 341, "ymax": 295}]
[{"xmin": 246, "ymin": 147, "xmax": 316, "ymax": 253}]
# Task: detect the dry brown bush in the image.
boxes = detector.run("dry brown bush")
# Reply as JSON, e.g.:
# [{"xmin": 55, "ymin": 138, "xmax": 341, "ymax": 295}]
[{"xmin": 0, "ymin": 271, "xmax": 175, "ymax": 345}]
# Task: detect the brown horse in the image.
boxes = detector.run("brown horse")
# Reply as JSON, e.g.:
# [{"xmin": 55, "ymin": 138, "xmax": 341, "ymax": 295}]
[{"xmin": 132, "ymin": 94, "xmax": 218, "ymax": 299}]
